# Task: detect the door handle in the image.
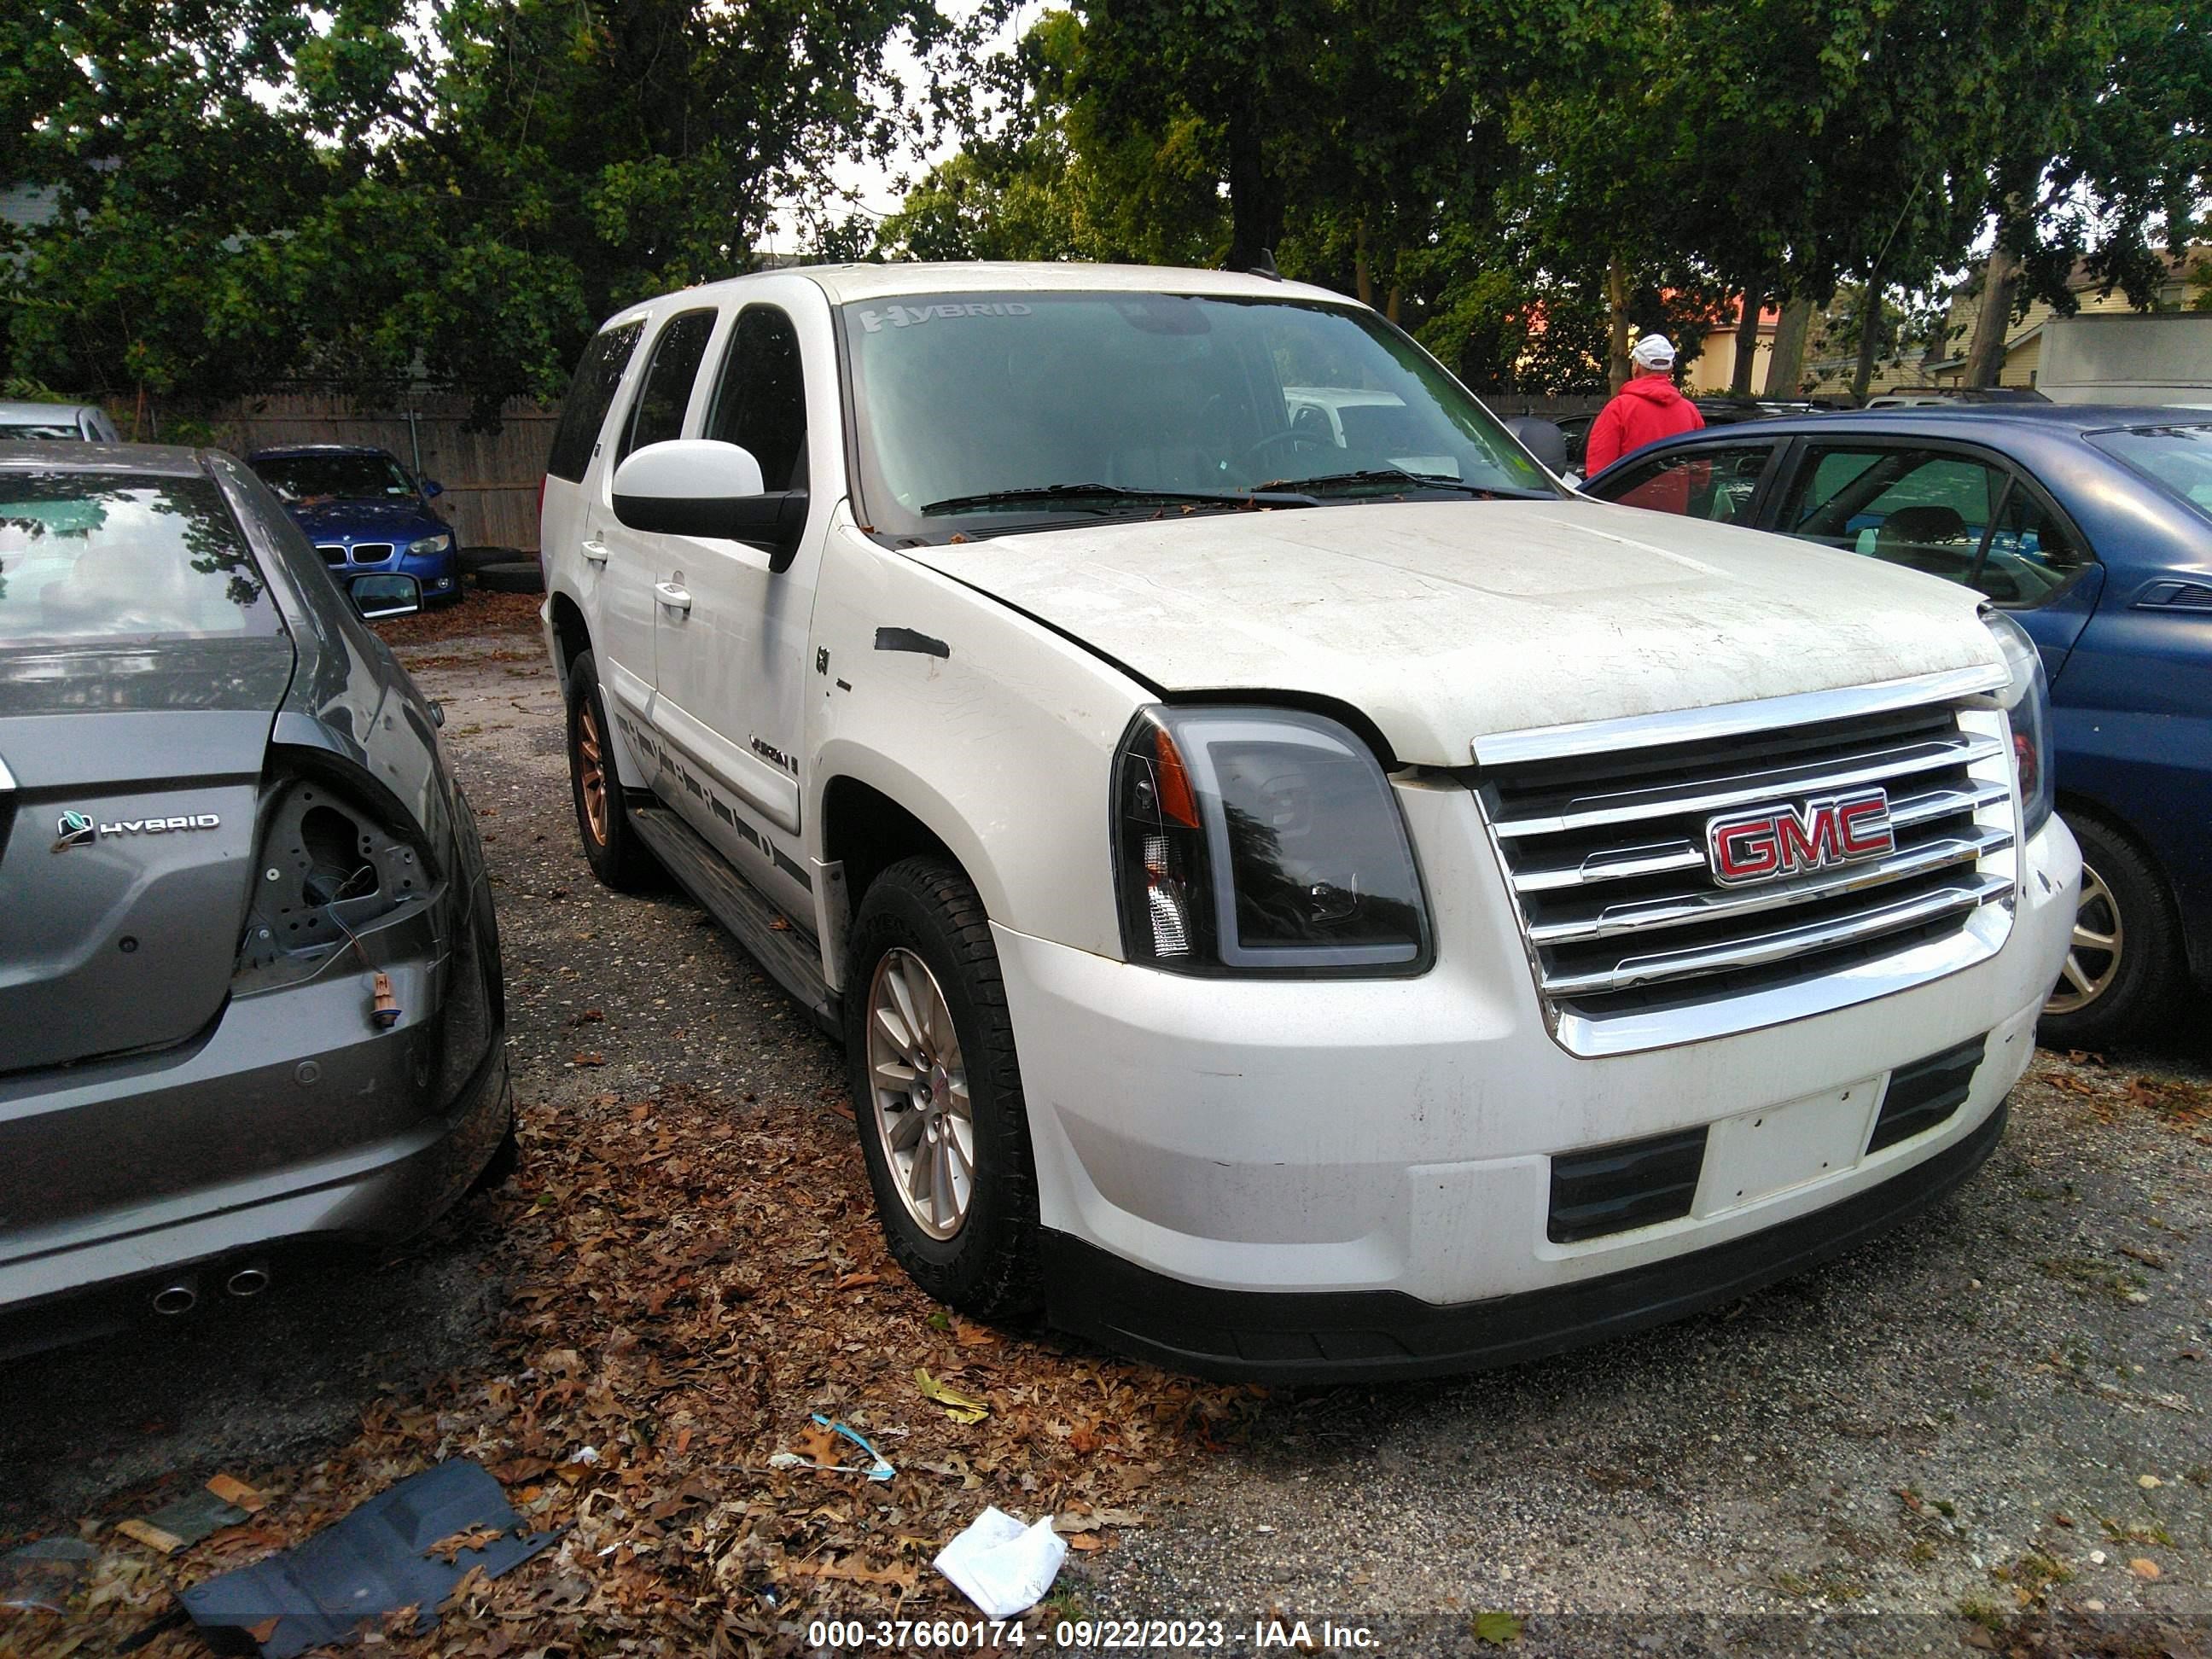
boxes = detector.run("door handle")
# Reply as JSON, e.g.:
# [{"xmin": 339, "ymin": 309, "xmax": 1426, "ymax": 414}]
[
  {"xmin": 580, "ymin": 538, "xmax": 609, "ymax": 566},
  {"xmin": 655, "ymin": 581, "xmax": 692, "ymax": 612}
]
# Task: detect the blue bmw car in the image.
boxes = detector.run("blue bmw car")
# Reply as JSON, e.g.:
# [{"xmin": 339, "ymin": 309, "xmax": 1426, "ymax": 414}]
[
  {"xmin": 247, "ymin": 445, "xmax": 462, "ymax": 604},
  {"xmin": 1583, "ymin": 405, "xmax": 2212, "ymax": 1047}
]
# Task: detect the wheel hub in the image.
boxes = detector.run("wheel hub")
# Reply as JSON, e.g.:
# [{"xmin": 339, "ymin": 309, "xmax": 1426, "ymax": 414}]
[
  {"xmin": 2046, "ymin": 859, "xmax": 2123, "ymax": 1016},
  {"xmin": 864, "ymin": 948, "xmax": 975, "ymax": 1239}
]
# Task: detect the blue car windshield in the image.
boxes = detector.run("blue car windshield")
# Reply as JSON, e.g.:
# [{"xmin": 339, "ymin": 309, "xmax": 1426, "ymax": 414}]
[
  {"xmin": 2088, "ymin": 424, "xmax": 2212, "ymax": 525},
  {"xmin": 840, "ymin": 290, "xmax": 1554, "ymax": 537},
  {"xmin": 0, "ymin": 473, "xmax": 277, "ymax": 643},
  {"xmin": 253, "ymin": 453, "xmax": 417, "ymax": 504}
]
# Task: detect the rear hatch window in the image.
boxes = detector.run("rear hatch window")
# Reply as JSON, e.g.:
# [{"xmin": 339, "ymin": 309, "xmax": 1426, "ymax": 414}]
[{"xmin": 0, "ymin": 471, "xmax": 280, "ymax": 643}]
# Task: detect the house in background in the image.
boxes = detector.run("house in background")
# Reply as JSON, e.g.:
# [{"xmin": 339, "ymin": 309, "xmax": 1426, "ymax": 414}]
[
  {"xmin": 1683, "ymin": 297, "xmax": 1782, "ymax": 394},
  {"xmin": 1921, "ymin": 245, "xmax": 2209, "ymax": 390}
]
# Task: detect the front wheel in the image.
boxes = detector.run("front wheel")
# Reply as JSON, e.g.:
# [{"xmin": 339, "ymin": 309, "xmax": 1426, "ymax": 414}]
[
  {"xmin": 2039, "ymin": 813, "xmax": 2182, "ymax": 1050},
  {"xmin": 845, "ymin": 858, "xmax": 1041, "ymax": 1318}
]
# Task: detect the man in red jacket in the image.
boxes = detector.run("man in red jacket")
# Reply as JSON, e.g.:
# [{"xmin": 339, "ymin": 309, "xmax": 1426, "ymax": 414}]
[{"xmin": 1584, "ymin": 334, "xmax": 1704, "ymax": 476}]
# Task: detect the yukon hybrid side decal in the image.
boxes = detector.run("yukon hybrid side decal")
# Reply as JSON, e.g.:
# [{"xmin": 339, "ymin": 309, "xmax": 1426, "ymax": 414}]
[
  {"xmin": 53, "ymin": 809, "xmax": 222, "ymax": 852},
  {"xmin": 1703, "ymin": 789, "xmax": 1894, "ymax": 888}
]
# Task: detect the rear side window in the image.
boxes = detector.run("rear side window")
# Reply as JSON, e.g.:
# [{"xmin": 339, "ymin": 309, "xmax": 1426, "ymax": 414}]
[
  {"xmin": 546, "ymin": 320, "xmax": 645, "ymax": 481},
  {"xmin": 706, "ymin": 306, "xmax": 808, "ymax": 491},
  {"xmin": 1601, "ymin": 443, "xmax": 1773, "ymax": 522},
  {"xmin": 617, "ymin": 308, "xmax": 719, "ymax": 466},
  {"xmin": 2089, "ymin": 424, "xmax": 2212, "ymax": 523},
  {"xmin": 0, "ymin": 472, "xmax": 278, "ymax": 643},
  {"xmin": 1779, "ymin": 444, "xmax": 2005, "ymax": 585}
]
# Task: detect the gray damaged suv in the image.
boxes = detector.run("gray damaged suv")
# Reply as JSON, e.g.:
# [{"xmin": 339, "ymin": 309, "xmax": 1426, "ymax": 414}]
[{"xmin": 0, "ymin": 444, "xmax": 509, "ymax": 1340}]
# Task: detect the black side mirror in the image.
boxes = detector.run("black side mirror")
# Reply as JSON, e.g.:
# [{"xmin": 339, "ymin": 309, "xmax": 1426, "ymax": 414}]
[
  {"xmin": 350, "ymin": 573, "xmax": 422, "ymax": 620},
  {"xmin": 422, "ymin": 478, "xmax": 445, "ymax": 498},
  {"xmin": 1505, "ymin": 416, "xmax": 1569, "ymax": 474}
]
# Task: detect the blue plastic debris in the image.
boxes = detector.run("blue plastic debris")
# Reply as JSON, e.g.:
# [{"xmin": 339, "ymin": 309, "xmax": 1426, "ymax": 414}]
[{"xmin": 178, "ymin": 1459, "xmax": 559, "ymax": 1657}]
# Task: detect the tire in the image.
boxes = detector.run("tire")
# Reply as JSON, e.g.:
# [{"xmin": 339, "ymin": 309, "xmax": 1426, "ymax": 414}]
[
  {"xmin": 564, "ymin": 650, "xmax": 661, "ymax": 892},
  {"xmin": 2038, "ymin": 812, "xmax": 2184, "ymax": 1050},
  {"xmin": 845, "ymin": 857, "xmax": 1042, "ymax": 1319},
  {"xmin": 458, "ymin": 544, "xmax": 519, "ymax": 577},
  {"xmin": 475, "ymin": 559, "xmax": 544, "ymax": 594}
]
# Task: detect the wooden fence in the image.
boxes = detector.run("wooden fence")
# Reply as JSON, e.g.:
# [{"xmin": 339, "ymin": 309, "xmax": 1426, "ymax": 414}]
[{"xmin": 125, "ymin": 391, "xmax": 560, "ymax": 553}]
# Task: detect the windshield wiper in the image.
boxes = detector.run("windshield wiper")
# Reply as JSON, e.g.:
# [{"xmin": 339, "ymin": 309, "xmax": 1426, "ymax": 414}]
[
  {"xmin": 920, "ymin": 481, "xmax": 1320, "ymax": 515},
  {"xmin": 1265, "ymin": 468, "xmax": 1551, "ymax": 499}
]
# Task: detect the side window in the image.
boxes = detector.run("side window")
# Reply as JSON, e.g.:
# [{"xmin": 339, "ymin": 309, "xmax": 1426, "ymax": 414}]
[
  {"xmin": 546, "ymin": 319, "xmax": 643, "ymax": 481},
  {"xmin": 1602, "ymin": 444, "xmax": 1773, "ymax": 522},
  {"xmin": 616, "ymin": 308, "xmax": 718, "ymax": 466},
  {"xmin": 1975, "ymin": 481, "xmax": 2093, "ymax": 607},
  {"xmin": 705, "ymin": 306, "xmax": 808, "ymax": 492},
  {"xmin": 1778, "ymin": 445, "xmax": 2005, "ymax": 585}
]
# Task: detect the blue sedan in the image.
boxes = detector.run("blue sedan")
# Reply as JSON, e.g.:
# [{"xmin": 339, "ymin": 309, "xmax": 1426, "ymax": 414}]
[
  {"xmin": 247, "ymin": 445, "xmax": 463, "ymax": 604},
  {"xmin": 1583, "ymin": 405, "xmax": 2212, "ymax": 1046}
]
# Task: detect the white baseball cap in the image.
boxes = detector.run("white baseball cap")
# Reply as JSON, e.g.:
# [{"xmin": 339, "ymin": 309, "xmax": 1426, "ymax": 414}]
[{"xmin": 1631, "ymin": 334, "xmax": 1677, "ymax": 369}]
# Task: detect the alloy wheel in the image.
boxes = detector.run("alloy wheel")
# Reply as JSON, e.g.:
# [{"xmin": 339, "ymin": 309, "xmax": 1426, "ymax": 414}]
[
  {"xmin": 864, "ymin": 947, "xmax": 975, "ymax": 1239},
  {"xmin": 575, "ymin": 701, "xmax": 609, "ymax": 847},
  {"xmin": 2046, "ymin": 860, "xmax": 2123, "ymax": 1016}
]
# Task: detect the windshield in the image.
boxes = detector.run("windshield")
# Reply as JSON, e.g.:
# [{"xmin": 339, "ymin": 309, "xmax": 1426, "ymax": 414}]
[
  {"xmin": 2088, "ymin": 424, "xmax": 2212, "ymax": 524},
  {"xmin": 0, "ymin": 472, "xmax": 276, "ymax": 643},
  {"xmin": 252, "ymin": 452, "xmax": 417, "ymax": 504},
  {"xmin": 841, "ymin": 290, "xmax": 1554, "ymax": 537}
]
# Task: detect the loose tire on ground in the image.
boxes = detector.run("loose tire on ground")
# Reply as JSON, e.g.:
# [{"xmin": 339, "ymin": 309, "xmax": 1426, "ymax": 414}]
[
  {"xmin": 2039, "ymin": 812, "xmax": 2184, "ymax": 1050},
  {"xmin": 475, "ymin": 559, "xmax": 544, "ymax": 594},
  {"xmin": 845, "ymin": 857, "xmax": 1043, "ymax": 1319},
  {"xmin": 459, "ymin": 544, "xmax": 521, "ymax": 577},
  {"xmin": 564, "ymin": 649, "xmax": 661, "ymax": 892}
]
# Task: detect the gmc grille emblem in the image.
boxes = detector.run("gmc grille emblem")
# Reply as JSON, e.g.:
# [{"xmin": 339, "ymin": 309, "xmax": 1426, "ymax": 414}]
[{"xmin": 1705, "ymin": 789, "xmax": 1895, "ymax": 887}]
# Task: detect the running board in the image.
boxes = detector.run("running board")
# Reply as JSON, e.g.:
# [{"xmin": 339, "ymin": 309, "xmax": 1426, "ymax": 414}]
[{"xmin": 626, "ymin": 802, "xmax": 840, "ymax": 1036}]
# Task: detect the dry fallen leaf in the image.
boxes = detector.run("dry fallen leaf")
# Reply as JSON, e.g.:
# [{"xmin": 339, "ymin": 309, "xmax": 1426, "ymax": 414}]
[
  {"xmin": 424, "ymin": 1524, "xmax": 509, "ymax": 1563},
  {"xmin": 2130, "ymin": 1557, "xmax": 2162, "ymax": 1580},
  {"xmin": 916, "ymin": 1367, "xmax": 990, "ymax": 1424},
  {"xmin": 206, "ymin": 1474, "xmax": 269, "ymax": 1513}
]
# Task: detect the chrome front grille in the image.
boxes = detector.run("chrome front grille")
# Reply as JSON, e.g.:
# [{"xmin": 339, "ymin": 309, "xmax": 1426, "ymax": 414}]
[
  {"xmin": 350, "ymin": 542, "xmax": 395, "ymax": 563},
  {"xmin": 315, "ymin": 543, "xmax": 347, "ymax": 567},
  {"xmin": 1479, "ymin": 689, "xmax": 2020, "ymax": 1056}
]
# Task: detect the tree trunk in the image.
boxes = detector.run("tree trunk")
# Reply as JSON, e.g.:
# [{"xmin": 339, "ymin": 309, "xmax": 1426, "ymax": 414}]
[
  {"xmin": 1354, "ymin": 220, "xmax": 1372, "ymax": 308},
  {"xmin": 1385, "ymin": 284, "xmax": 1401, "ymax": 325},
  {"xmin": 1606, "ymin": 255, "xmax": 1631, "ymax": 391},
  {"xmin": 1851, "ymin": 284, "xmax": 1885, "ymax": 403},
  {"xmin": 1963, "ymin": 236, "xmax": 2019, "ymax": 388},
  {"xmin": 1728, "ymin": 288, "xmax": 1764, "ymax": 396},
  {"xmin": 1224, "ymin": 95, "xmax": 1284, "ymax": 273},
  {"xmin": 1763, "ymin": 295, "xmax": 1814, "ymax": 397}
]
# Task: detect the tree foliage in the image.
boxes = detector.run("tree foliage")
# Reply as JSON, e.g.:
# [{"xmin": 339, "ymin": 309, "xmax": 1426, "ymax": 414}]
[{"xmin": 3, "ymin": 0, "xmax": 943, "ymax": 417}]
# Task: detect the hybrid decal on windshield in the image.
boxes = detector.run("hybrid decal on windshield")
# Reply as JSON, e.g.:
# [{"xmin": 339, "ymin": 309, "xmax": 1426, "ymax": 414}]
[
  {"xmin": 857, "ymin": 302, "xmax": 1033, "ymax": 334},
  {"xmin": 53, "ymin": 809, "xmax": 222, "ymax": 852}
]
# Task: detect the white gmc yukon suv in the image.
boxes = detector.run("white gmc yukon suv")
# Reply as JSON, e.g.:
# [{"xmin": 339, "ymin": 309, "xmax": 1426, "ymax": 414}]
[{"xmin": 539, "ymin": 264, "xmax": 2078, "ymax": 1382}]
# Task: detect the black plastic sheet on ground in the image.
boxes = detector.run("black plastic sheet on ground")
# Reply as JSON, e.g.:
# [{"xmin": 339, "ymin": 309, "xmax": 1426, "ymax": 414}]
[{"xmin": 178, "ymin": 1459, "xmax": 558, "ymax": 1657}]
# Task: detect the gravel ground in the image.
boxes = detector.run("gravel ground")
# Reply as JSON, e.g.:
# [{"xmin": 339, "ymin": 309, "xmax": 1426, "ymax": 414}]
[{"xmin": 3, "ymin": 597, "xmax": 2208, "ymax": 1656}]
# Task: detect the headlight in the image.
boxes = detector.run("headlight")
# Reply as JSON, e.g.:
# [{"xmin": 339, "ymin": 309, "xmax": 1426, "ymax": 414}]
[
  {"xmin": 1982, "ymin": 610, "xmax": 2052, "ymax": 837},
  {"xmin": 1110, "ymin": 705, "xmax": 1430, "ymax": 975},
  {"xmin": 415, "ymin": 532, "xmax": 455, "ymax": 556}
]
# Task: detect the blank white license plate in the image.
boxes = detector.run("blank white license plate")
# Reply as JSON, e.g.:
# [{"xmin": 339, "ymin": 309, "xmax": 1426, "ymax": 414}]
[{"xmin": 1694, "ymin": 1076, "xmax": 1880, "ymax": 1217}]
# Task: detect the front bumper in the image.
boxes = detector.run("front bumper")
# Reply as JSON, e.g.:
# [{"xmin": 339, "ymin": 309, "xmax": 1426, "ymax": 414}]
[
  {"xmin": 1045, "ymin": 1097, "xmax": 2007, "ymax": 1382},
  {"xmin": 999, "ymin": 803, "xmax": 2077, "ymax": 1379}
]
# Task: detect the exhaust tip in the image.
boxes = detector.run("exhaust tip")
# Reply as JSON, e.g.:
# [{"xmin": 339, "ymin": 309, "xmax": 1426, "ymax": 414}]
[
  {"xmin": 224, "ymin": 1265, "xmax": 271, "ymax": 1300},
  {"xmin": 151, "ymin": 1280, "xmax": 198, "ymax": 1316}
]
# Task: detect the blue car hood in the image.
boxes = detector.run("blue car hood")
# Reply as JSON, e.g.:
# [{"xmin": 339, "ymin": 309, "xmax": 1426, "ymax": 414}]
[{"xmin": 288, "ymin": 498, "xmax": 445, "ymax": 540}]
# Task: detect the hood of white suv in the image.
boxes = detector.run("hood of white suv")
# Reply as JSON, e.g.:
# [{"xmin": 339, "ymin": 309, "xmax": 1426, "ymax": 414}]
[{"xmin": 900, "ymin": 498, "xmax": 2004, "ymax": 765}]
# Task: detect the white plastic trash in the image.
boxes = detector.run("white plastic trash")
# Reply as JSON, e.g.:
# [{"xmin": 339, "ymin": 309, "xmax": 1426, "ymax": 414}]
[{"xmin": 932, "ymin": 1506, "xmax": 1068, "ymax": 1618}]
